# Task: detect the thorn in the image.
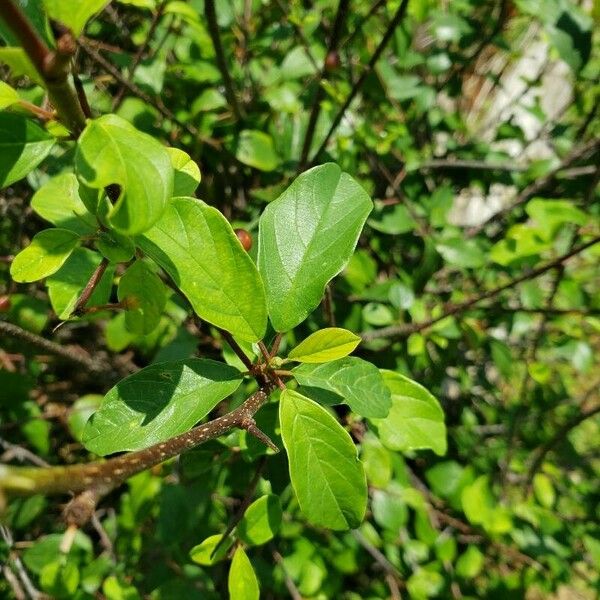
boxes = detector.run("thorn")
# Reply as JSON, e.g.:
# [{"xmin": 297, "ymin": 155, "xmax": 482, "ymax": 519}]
[{"xmin": 241, "ymin": 417, "xmax": 279, "ymax": 453}]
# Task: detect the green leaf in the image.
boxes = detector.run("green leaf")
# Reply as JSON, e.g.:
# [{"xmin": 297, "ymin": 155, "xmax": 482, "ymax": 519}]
[
  {"xmin": 525, "ymin": 198, "xmax": 587, "ymax": 235},
  {"xmin": 228, "ymin": 547, "xmax": 259, "ymax": 600},
  {"xmin": 167, "ymin": 147, "xmax": 201, "ymax": 196},
  {"xmin": 287, "ymin": 328, "xmax": 361, "ymax": 363},
  {"xmin": 76, "ymin": 114, "xmax": 173, "ymax": 235},
  {"xmin": 293, "ymin": 357, "xmax": 391, "ymax": 418},
  {"xmin": 118, "ymin": 260, "xmax": 166, "ymax": 335},
  {"xmin": 42, "ymin": 0, "xmax": 107, "ymax": 36},
  {"xmin": 369, "ymin": 370, "xmax": 446, "ymax": 456},
  {"xmin": 436, "ymin": 238, "xmax": 486, "ymax": 268},
  {"xmin": 461, "ymin": 475, "xmax": 512, "ymax": 534},
  {"xmin": 189, "ymin": 534, "xmax": 232, "ymax": 566},
  {"xmin": 47, "ymin": 248, "xmax": 114, "ymax": 319},
  {"xmin": 31, "ymin": 173, "xmax": 97, "ymax": 235},
  {"xmin": 82, "ymin": 358, "xmax": 242, "ymax": 455},
  {"xmin": 456, "ymin": 545, "xmax": 485, "ymax": 579},
  {"xmin": 0, "ymin": 81, "xmax": 19, "ymax": 109},
  {"xmin": 67, "ymin": 394, "xmax": 103, "ymax": 443},
  {"xmin": 258, "ymin": 163, "xmax": 372, "ymax": 332},
  {"xmin": 237, "ymin": 495, "xmax": 282, "ymax": 546},
  {"xmin": 0, "ymin": 113, "xmax": 55, "ymax": 187},
  {"xmin": 0, "ymin": 48, "xmax": 43, "ymax": 85},
  {"xmin": 95, "ymin": 230, "xmax": 135, "ymax": 263},
  {"xmin": 236, "ymin": 129, "xmax": 280, "ymax": 172},
  {"xmin": 138, "ymin": 197, "xmax": 267, "ymax": 342},
  {"xmin": 279, "ymin": 389, "xmax": 367, "ymax": 530},
  {"xmin": 533, "ymin": 473, "xmax": 555, "ymax": 508},
  {"xmin": 10, "ymin": 229, "xmax": 80, "ymax": 283}
]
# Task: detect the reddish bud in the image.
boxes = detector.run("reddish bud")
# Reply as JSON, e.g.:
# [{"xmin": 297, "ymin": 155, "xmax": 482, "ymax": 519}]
[
  {"xmin": 235, "ymin": 228, "xmax": 253, "ymax": 252},
  {"xmin": 324, "ymin": 51, "xmax": 341, "ymax": 72}
]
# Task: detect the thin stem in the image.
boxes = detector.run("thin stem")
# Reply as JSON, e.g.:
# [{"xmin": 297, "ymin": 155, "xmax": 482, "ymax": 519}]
[
  {"xmin": 309, "ymin": 0, "xmax": 411, "ymax": 165},
  {"xmin": 361, "ymin": 234, "xmax": 600, "ymax": 341},
  {"xmin": 299, "ymin": 0, "xmax": 351, "ymax": 170},
  {"xmin": 72, "ymin": 257, "xmax": 110, "ymax": 316},
  {"xmin": 269, "ymin": 333, "xmax": 283, "ymax": 359},
  {"xmin": 0, "ymin": 319, "xmax": 107, "ymax": 373},
  {"xmin": 219, "ymin": 328, "xmax": 254, "ymax": 371},
  {"xmin": 17, "ymin": 100, "xmax": 56, "ymax": 121},
  {"xmin": 112, "ymin": 0, "xmax": 168, "ymax": 110},
  {"xmin": 204, "ymin": 0, "xmax": 244, "ymax": 121}
]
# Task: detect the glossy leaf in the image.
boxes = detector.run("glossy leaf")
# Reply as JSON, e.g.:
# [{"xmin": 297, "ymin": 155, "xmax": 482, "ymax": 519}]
[
  {"xmin": 138, "ymin": 197, "xmax": 267, "ymax": 342},
  {"xmin": 10, "ymin": 229, "xmax": 80, "ymax": 283},
  {"xmin": 118, "ymin": 260, "xmax": 167, "ymax": 335},
  {"xmin": 293, "ymin": 357, "xmax": 391, "ymax": 418},
  {"xmin": 228, "ymin": 547, "xmax": 259, "ymax": 600},
  {"xmin": 237, "ymin": 495, "xmax": 282, "ymax": 546},
  {"xmin": 287, "ymin": 327, "xmax": 361, "ymax": 363},
  {"xmin": 236, "ymin": 129, "xmax": 280, "ymax": 172},
  {"xmin": 0, "ymin": 113, "xmax": 54, "ymax": 187},
  {"xmin": 76, "ymin": 114, "xmax": 173, "ymax": 235},
  {"xmin": 47, "ymin": 248, "xmax": 114, "ymax": 319},
  {"xmin": 279, "ymin": 389, "xmax": 367, "ymax": 530},
  {"xmin": 370, "ymin": 370, "xmax": 447, "ymax": 456},
  {"xmin": 82, "ymin": 359, "xmax": 242, "ymax": 455},
  {"xmin": 30, "ymin": 173, "xmax": 96, "ymax": 235},
  {"xmin": 258, "ymin": 163, "xmax": 372, "ymax": 332},
  {"xmin": 167, "ymin": 147, "xmax": 201, "ymax": 196}
]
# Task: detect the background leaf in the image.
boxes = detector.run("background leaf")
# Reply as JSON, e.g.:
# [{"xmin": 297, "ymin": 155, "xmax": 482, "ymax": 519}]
[
  {"xmin": 370, "ymin": 370, "xmax": 447, "ymax": 456},
  {"xmin": 228, "ymin": 547, "xmax": 259, "ymax": 600}
]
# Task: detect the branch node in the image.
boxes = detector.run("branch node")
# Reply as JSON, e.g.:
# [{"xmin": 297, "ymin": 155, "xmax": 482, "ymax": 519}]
[{"xmin": 63, "ymin": 489, "xmax": 98, "ymax": 527}]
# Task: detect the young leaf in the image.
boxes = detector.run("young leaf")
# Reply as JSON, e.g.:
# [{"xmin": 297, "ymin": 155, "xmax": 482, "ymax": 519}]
[
  {"xmin": 237, "ymin": 495, "xmax": 282, "ymax": 546},
  {"xmin": 95, "ymin": 230, "xmax": 135, "ymax": 263},
  {"xmin": 167, "ymin": 147, "xmax": 201, "ymax": 196},
  {"xmin": 76, "ymin": 114, "xmax": 173, "ymax": 235},
  {"xmin": 0, "ymin": 113, "xmax": 55, "ymax": 187},
  {"xmin": 47, "ymin": 248, "xmax": 114, "ymax": 319},
  {"xmin": 138, "ymin": 197, "xmax": 267, "ymax": 342},
  {"xmin": 118, "ymin": 260, "xmax": 167, "ymax": 335},
  {"xmin": 10, "ymin": 229, "xmax": 80, "ymax": 283},
  {"xmin": 82, "ymin": 358, "xmax": 242, "ymax": 455},
  {"xmin": 228, "ymin": 547, "xmax": 259, "ymax": 600},
  {"xmin": 258, "ymin": 163, "xmax": 372, "ymax": 332},
  {"xmin": 369, "ymin": 370, "xmax": 447, "ymax": 456},
  {"xmin": 31, "ymin": 173, "xmax": 97, "ymax": 235},
  {"xmin": 293, "ymin": 357, "xmax": 391, "ymax": 418},
  {"xmin": 288, "ymin": 327, "xmax": 361, "ymax": 363},
  {"xmin": 279, "ymin": 389, "xmax": 367, "ymax": 530}
]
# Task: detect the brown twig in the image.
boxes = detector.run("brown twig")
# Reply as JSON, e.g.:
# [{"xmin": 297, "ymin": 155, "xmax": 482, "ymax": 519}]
[
  {"xmin": 72, "ymin": 257, "xmax": 110, "ymax": 317},
  {"xmin": 0, "ymin": 1, "xmax": 87, "ymax": 134},
  {"xmin": 299, "ymin": 0, "xmax": 351, "ymax": 170},
  {"xmin": 309, "ymin": 0, "xmax": 410, "ymax": 165},
  {"xmin": 271, "ymin": 548, "xmax": 303, "ymax": 600},
  {"xmin": 204, "ymin": 0, "xmax": 244, "ymax": 121},
  {"xmin": 0, "ymin": 319, "xmax": 107, "ymax": 374},
  {"xmin": 112, "ymin": 0, "xmax": 168, "ymax": 110},
  {"xmin": 0, "ymin": 385, "xmax": 277, "ymax": 526},
  {"xmin": 361, "ymin": 234, "xmax": 600, "ymax": 341}
]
